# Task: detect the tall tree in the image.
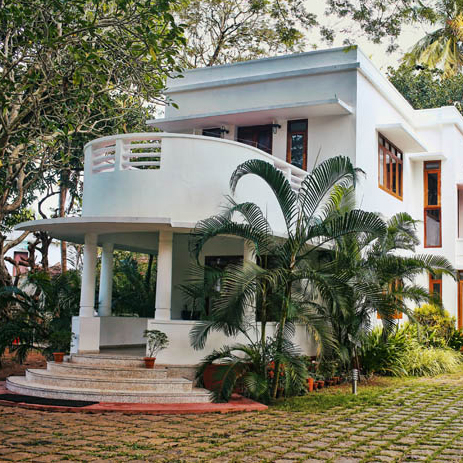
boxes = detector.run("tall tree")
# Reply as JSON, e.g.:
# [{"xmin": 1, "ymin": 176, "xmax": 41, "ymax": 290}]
[
  {"xmin": 0, "ymin": 0, "xmax": 186, "ymax": 286},
  {"xmin": 388, "ymin": 64, "xmax": 463, "ymax": 113},
  {"xmin": 178, "ymin": 0, "xmax": 317, "ymax": 67},
  {"xmin": 402, "ymin": 0, "xmax": 463, "ymax": 77},
  {"xmin": 190, "ymin": 156, "xmax": 387, "ymax": 400}
]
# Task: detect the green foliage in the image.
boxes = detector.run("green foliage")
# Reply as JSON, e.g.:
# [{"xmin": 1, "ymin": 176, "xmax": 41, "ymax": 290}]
[
  {"xmin": 143, "ymin": 330, "xmax": 169, "ymax": 358},
  {"xmin": 414, "ymin": 303, "xmax": 456, "ymax": 347},
  {"xmin": 110, "ymin": 253, "xmax": 156, "ymax": 317},
  {"xmin": 449, "ymin": 328, "xmax": 463, "ymax": 351},
  {"xmin": 0, "ymin": 271, "xmax": 81, "ymax": 363},
  {"xmin": 195, "ymin": 338, "xmax": 307, "ymax": 403},
  {"xmin": 361, "ymin": 325, "xmax": 463, "ymax": 378},
  {"xmin": 0, "ymin": 0, "xmax": 186, "ymax": 285},
  {"xmin": 179, "ymin": 0, "xmax": 317, "ymax": 67},
  {"xmin": 191, "ymin": 155, "xmax": 388, "ymax": 400},
  {"xmin": 389, "ymin": 65, "xmax": 463, "ymax": 116}
]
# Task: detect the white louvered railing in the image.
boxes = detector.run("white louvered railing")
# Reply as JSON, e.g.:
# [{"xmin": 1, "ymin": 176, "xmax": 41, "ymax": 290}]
[{"xmin": 84, "ymin": 133, "xmax": 308, "ymax": 190}]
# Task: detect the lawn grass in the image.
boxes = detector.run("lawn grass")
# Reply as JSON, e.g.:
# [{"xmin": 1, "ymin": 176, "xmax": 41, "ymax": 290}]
[{"xmin": 273, "ymin": 375, "xmax": 423, "ymax": 413}]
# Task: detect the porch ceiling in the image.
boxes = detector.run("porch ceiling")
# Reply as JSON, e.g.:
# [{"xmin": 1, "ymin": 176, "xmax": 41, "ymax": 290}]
[
  {"xmin": 14, "ymin": 217, "xmax": 196, "ymax": 253},
  {"xmin": 147, "ymin": 98, "xmax": 353, "ymax": 131}
]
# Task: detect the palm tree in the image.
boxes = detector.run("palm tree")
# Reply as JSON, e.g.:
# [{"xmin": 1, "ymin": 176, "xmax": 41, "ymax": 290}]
[
  {"xmin": 190, "ymin": 156, "xmax": 387, "ymax": 400},
  {"xmin": 403, "ymin": 0, "xmax": 463, "ymax": 77},
  {"xmin": 321, "ymin": 186, "xmax": 456, "ymax": 372}
]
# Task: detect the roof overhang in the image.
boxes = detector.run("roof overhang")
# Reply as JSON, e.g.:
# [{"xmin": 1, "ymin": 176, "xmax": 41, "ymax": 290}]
[
  {"xmin": 408, "ymin": 152, "xmax": 447, "ymax": 162},
  {"xmin": 148, "ymin": 98, "xmax": 353, "ymax": 132},
  {"xmin": 15, "ymin": 217, "xmax": 197, "ymax": 253},
  {"xmin": 376, "ymin": 123, "xmax": 428, "ymax": 153}
]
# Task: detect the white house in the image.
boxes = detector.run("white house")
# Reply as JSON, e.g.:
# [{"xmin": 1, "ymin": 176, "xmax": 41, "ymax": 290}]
[{"xmin": 11, "ymin": 45, "xmax": 463, "ymax": 374}]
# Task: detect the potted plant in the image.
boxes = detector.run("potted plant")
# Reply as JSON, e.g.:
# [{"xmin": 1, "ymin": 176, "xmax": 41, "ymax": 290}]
[
  {"xmin": 306, "ymin": 373, "xmax": 315, "ymax": 392},
  {"xmin": 143, "ymin": 329, "xmax": 169, "ymax": 368},
  {"xmin": 53, "ymin": 352, "xmax": 65, "ymax": 363}
]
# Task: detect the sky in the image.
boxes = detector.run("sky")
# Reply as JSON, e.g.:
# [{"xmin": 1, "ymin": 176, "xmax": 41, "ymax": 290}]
[{"xmin": 305, "ymin": 0, "xmax": 436, "ymax": 72}]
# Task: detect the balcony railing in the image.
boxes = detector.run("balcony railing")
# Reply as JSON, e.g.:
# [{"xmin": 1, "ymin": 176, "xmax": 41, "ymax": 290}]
[{"xmin": 84, "ymin": 133, "xmax": 307, "ymax": 190}]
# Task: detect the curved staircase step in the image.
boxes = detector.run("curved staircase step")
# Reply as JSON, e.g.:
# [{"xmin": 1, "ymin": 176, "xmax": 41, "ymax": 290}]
[
  {"xmin": 6, "ymin": 376, "xmax": 211, "ymax": 404},
  {"xmin": 47, "ymin": 361, "xmax": 168, "ymax": 379},
  {"xmin": 26, "ymin": 369, "xmax": 192, "ymax": 393},
  {"xmin": 69, "ymin": 354, "xmax": 146, "ymax": 367}
]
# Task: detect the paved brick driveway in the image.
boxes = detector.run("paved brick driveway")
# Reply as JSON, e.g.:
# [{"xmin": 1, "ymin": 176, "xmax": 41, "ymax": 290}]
[{"xmin": 2, "ymin": 380, "xmax": 463, "ymax": 462}]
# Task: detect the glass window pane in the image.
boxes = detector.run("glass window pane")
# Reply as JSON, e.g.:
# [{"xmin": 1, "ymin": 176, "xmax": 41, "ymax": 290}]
[
  {"xmin": 392, "ymin": 158, "xmax": 397, "ymax": 193},
  {"xmin": 425, "ymin": 162, "xmax": 440, "ymax": 170},
  {"xmin": 432, "ymin": 283, "xmax": 441, "ymax": 295},
  {"xmin": 290, "ymin": 134, "xmax": 304, "ymax": 169},
  {"xmin": 386, "ymin": 155, "xmax": 391, "ymax": 189},
  {"xmin": 426, "ymin": 209, "xmax": 441, "ymax": 246},
  {"xmin": 427, "ymin": 172, "xmax": 439, "ymax": 206},
  {"xmin": 289, "ymin": 121, "xmax": 307, "ymax": 132},
  {"xmin": 257, "ymin": 131, "xmax": 272, "ymax": 154},
  {"xmin": 202, "ymin": 128, "xmax": 222, "ymax": 138},
  {"xmin": 398, "ymin": 163, "xmax": 402, "ymax": 197},
  {"xmin": 379, "ymin": 149, "xmax": 384, "ymax": 186}
]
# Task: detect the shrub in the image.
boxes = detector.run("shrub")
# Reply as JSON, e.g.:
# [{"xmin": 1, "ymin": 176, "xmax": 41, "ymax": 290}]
[
  {"xmin": 413, "ymin": 304, "xmax": 455, "ymax": 347},
  {"xmin": 448, "ymin": 329, "xmax": 463, "ymax": 351},
  {"xmin": 361, "ymin": 325, "xmax": 463, "ymax": 377}
]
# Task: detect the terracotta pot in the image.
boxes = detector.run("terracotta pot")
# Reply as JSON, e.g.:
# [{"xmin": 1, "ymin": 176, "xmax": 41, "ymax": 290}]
[
  {"xmin": 144, "ymin": 357, "xmax": 156, "ymax": 369},
  {"xmin": 327, "ymin": 379, "xmax": 335, "ymax": 386},
  {"xmin": 318, "ymin": 381, "xmax": 325, "ymax": 389},
  {"xmin": 307, "ymin": 377, "xmax": 314, "ymax": 392},
  {"xmin": 53, "ymin": 352, "xmax": 65, "ymax": 363}
]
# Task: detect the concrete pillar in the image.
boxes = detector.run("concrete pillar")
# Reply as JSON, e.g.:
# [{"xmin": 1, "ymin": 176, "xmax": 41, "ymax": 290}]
[
  {"xmin": 79, "ymin": 233, "xmax": 98, "ymax": 317},
  {"xmin": 155, "ymin": 230, "xmax": 173, "ymax": 320},
  {"xmin": 98, "ymin": 242, "xmax": 114, "ymax": 317},
  {"xmin": 76, "ymin": 233, "xmax": 100, "ymax": 354},
  {"xmin": 244, "ymin": 240, "xmax": 256, "ymax": 323}
]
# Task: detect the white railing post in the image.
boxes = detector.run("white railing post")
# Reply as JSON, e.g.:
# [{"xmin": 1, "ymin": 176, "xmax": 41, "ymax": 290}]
[{"xmin": 114, "ymin": 138, "xmax": 124, "ymax": 171}]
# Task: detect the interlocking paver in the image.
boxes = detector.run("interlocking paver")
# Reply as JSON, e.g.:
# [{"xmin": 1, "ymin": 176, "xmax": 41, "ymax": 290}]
[{"xmin": 3, "ymin": 379, "xmax": 463, "ymax": 461}]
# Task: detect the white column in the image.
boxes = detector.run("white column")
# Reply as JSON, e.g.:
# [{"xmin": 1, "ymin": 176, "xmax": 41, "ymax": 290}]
[
  {"xmin": 76, "ymin": 233, "xmax": 100, "ymax": 354},
  {"xmin": 244, "ymin": 240, "xmax": 256, "ymax": 323},
  {"xmin": 155, "ymin": 230, "xmax": 173, "ymax": 320},
  {"xmin": 79, "ymin": 233, "xmax": 98, "ymax": 317},
  {"xmin": 98, "ymin": 243, "xmax": 114, "ymax": 317}
]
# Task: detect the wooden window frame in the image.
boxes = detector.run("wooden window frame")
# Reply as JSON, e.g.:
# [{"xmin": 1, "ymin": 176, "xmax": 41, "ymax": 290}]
[
  {"xmin": 237, "ymin": 125, "xmax": 273, "ymax": 154},
  {"xmin": 424, "ymin": 161, "xmax": 442, "ymax": 248},
  {"xmin": 429, "ymin": 272, "xmax": 442, "ymax": 299},
  {"xmin": 377, "ymin": 279, "xmax": 403, "ymax": 320},
  {"xmin": 378, "ymin": 133, "xmax": 403, "ymax": 200},
  {"xmin": 286, "ymin": 119, "xmax": 308, "ymax": 171}
]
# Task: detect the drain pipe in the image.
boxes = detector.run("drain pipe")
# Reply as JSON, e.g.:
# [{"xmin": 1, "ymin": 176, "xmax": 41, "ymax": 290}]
[{"xmin": 352, "ymin": 368, "xmax": 359, "ymax": 395}]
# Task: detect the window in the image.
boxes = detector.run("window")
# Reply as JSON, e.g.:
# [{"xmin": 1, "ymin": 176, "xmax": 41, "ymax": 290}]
[
  {"xmin": 237, "ymin": 125, "xmax": 273, "ymax": 154},
  {"xmin": 377, "ymin": 279, "xmax": 403, "ymax": 319},
  {"xmin": 12, "ymin": 251, "xmax": 28, "ymax": 277},
  {"xmin": 287, "ymin": 120, "xmax": 308, "ymax": 170},
  {"xmin": 429, "ymin": 272, "xmax": 442, "ymax": 299},
  {"xmin": 378, "ymin": 134, "xmax": 403, "ymax": 199},
  {"xmin": 424, "ymin": 161, "xmax": 441, "ymax": 248},
  {"xmin": 202, "ymin": 128, "xmax": 223, "ymax": 138}
]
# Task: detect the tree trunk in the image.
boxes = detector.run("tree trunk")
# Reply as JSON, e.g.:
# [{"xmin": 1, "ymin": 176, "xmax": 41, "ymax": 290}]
[{"xmin": 59, "ymin": 177, "xmax": 68, "ymax": 272}]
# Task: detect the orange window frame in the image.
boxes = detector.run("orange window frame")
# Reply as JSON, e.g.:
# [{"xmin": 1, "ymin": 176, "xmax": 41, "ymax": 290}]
[
  {"xmin": 286, "ymin": 119, "xmax": 308, "ymax": 171},
  {"xmin": 424, "ymin": 161, "xmax": 442, "ymax": 248},
  {"xmin": 429, "ymin": 272, "xmax": 442, "ymax": 299},
  {"xmin": 377, "ymin": 279, "xmax": 403, "ymax": 319},
  {"xmin": 378, "ymin": 133, "xmax": 403, "ymax": 200}
]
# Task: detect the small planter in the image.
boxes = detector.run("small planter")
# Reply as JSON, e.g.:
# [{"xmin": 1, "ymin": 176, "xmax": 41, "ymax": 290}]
[
  {"xmin": 307, "ymin": 377, "xmax": 314, "ymax": 392},
  {"xmin": 317, "ymin": 380, "xmax": 325, "ymax": 389},
  {"xmin": 327, "ymin": 379, "xmax": 335, "ymax": 386},
  {"xmin": 144, "ymin": 357, "xmax": 156, "ymax": 369},
  {"xmin": 53, "ymin": 352, "xmax": 65, "ymax": 363},
  {"xmin": 332, "ymin": 376, "xmax": 340, "ymax": 385}
]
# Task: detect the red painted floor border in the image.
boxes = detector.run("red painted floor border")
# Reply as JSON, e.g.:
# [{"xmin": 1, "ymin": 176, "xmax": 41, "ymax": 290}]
[{"xmin": 0, "ymin": 382, "xmax": 267, "ymax": 415}]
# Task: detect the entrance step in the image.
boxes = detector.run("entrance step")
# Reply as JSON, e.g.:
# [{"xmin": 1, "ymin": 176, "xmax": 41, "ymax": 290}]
[
  {"xmin": 26, "ymin": 369, "xmax": 192, "ymax": 393},
  {"xmin": 69, "ymin": 354, "xmax": 146, "ymax": 368},
  {"xmin": 6, "ymin": 376, "xmax": 211, "ymax": 404},
  {"xmin": 47, "ymin": 361, "xmax": 168, "ymax": 379}
]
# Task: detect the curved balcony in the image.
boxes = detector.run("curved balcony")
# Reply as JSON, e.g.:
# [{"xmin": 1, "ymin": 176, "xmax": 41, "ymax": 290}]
[{"xmin": 82, "ymin": 133, "xmax": 307, "ymax": 233}]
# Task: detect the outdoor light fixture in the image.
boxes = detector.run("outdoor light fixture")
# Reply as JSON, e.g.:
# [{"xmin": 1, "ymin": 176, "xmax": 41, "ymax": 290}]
[
  {"xmin": 271, "ymin": 123, "xmax": 281, "ymax": 134},
  {"xmin": 352, "ymin": 368, "xmax": 359, "ymax": 395}
]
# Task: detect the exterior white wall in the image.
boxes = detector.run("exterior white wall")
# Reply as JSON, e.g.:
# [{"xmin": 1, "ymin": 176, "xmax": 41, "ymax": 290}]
[
  {"xmin": 99, "ymin": 317, "xmax": 150, "ymax": 347},
  {"xmin": 147, "ymin": 319, "xmax": 318, "ymax": 365}
]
